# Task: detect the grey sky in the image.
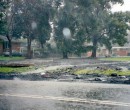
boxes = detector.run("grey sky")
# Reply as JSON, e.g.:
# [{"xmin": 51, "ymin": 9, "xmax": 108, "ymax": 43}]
[{"xmin": 112, "ymin": 0, "xmax": 130, "ymax": 12}]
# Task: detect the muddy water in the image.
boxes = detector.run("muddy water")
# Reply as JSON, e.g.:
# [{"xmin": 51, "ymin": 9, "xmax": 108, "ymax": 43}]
[{"xmin": 0, "ymin": 80, "xmax": 130, "ymax": 110}]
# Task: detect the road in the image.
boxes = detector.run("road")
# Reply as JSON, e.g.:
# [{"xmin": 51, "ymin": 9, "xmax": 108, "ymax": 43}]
[{"xmin": 0, "ymin": 80, "xmax": 130, "ymax": 110}]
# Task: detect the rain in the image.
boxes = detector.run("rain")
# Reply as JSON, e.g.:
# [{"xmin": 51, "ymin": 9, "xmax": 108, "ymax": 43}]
[{"xmin": 0, "ymin": 0, "xmax": 130, "ymax": 110}]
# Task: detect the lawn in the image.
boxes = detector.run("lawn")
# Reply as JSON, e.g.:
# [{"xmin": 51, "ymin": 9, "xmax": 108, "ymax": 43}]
[
  {"xmin": 0, "ymin": 66, "xmax": 34, "ymax": 73},
  {"xmin": 0, "ymin": 56, "xmax": 33, "ymax": 73},
  {"xmin": 0, "ymin": 56, "xmax": 25, "ymax": 61},
  {"xmin": 99, "ymin": 57, "xmax": 130, "ymax": 61},
  {"xmin": 75, "ymin": 69, "xmax": 130, "ymax": 76}
]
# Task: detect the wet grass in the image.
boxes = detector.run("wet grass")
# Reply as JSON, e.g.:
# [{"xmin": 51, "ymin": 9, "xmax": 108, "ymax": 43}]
[
  {"xmin": 75, "ymin": 69, "xmax": 130, "ymax": 76},
  {"xmin": 99, "ymin": 57, "xmax": 130, "ymax": 61},
  {"xmin": 0, "ymin": 66, "xmax": 34, "ymax": 73},
  {"xmin": 0, "ymin": 56, "xmax": 25, "ymax": 61}
]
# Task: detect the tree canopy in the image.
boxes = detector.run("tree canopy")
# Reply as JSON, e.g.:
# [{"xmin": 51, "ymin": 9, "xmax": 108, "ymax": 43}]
[
  {"xmin": 0, "ymin": 0, "xmax": 8, "ymax": 34},
  {"xmin": 71, "ymin": 0, "xmax": 129, "ymax": 58},
  {"xmin": 1, "ymin": 0, "xmax": 130, "ymax": 58}
]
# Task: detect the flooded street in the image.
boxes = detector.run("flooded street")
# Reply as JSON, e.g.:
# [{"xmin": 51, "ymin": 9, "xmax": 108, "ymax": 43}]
[
  {"xmin": 1, "ymin": 0, "xmax": 130, "ymax": 109},
  {"xmin": 0, "ymin": 80, "xmax": 130, "ymax": 110}
]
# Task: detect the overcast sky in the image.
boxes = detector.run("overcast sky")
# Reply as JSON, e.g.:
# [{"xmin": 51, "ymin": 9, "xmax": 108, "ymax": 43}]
[{"xmin": 112, "ymin": 0, "xmax": 130, "ymax": 12}]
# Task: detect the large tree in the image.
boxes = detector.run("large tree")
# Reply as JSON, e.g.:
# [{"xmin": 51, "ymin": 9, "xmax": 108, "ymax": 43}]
[
  {"xmin": 0, "ymin": 0, "xmax": 7, "ymax": 34},
  {"xmin": 34, "ymin": 0, "xmax": 53, "ymax": 49},
  {"xmin": 13, "ymin": 0, "xmax": 36, "ymax": 58},
  {"xmin": 102, "ymin": 11, "xmax": 130, "ymax": 50},
  {"xmin": 73, "ymin": 0, "xmax": 130, "ymax": 58},
  {"xmin": 54, "ymin": 0, "xmax": 85, "ymax": 58},
  {"xmin": 0, "ymin": 0, "xmax": 16, "ymax": 57},
  {"xmin": 12, "ymin": 0, "xmax": 53, "ymax": 58},
  {"xmin": 2, "ymin": 0, "xmax": 129, "ymax": 59}
]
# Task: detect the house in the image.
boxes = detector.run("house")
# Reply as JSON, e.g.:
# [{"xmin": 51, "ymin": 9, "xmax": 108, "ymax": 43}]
[
  {"xmin": 94, "ymin": 29, "xmax": 130, "ymax": 57},
  {"xmin": 111, "ymin": 47, "xmax": 130, "ymax": 56},
  {"xmin": 98, "ymin": 31, "xmax": 130, "ymax": 57},
  {"xmin": 0, "ymin": 35, "xmax": 21, "ymax": 55},
  {"xmin": 0, "ymin": 35, "xmax": 41, "ymax": 57}
]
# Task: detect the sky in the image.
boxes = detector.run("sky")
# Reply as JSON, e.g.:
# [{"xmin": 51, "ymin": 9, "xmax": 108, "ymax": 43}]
[{"xmin": 112, "ymin": 0, "xmax": 130, "ymax": 12}]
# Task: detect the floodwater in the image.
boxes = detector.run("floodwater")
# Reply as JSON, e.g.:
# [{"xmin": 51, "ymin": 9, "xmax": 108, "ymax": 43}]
[{"xmin": 0, "ymin": 80, "xmax": 130, "ymax": 110}]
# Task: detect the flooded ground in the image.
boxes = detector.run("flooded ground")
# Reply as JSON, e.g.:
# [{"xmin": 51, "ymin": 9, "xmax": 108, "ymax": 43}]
[
  {"xmin": 0, "ymin": 80, "xmax": 130, "ymax": 110},
  {"xmin": 1, "ymin": 58, "xmax": 130, "ymax": 84},
  {"xmin": 0, "ymin": 59, "xmax": 130, "ymax": 109}
]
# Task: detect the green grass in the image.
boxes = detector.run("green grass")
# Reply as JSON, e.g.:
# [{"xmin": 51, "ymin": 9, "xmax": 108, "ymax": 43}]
[
  {"xmin": 0, "ymin": 66, "xmax": 34, "ymax": 73},
  {"xmin": 75, "ymin": 69, "xmax": 130, "ymax": 76},
  {"xmin": 0, "ymin": 56, "xmax": 25, "ymax": 61},
  {"xmin": 99, "ymin": 57, "xmax": 130, "ymax": 61}
]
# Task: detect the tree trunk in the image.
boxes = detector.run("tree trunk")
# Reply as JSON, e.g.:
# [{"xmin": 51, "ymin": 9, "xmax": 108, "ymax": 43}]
[
  {"xmin": 6, "ymin": 34, "xmax": 12, "ymax": 57},
  {"xmin": 40, "ymin": 42, "xmax": 44, "ymax": 49},
  {"xmin": 63, "ymin": 51, "xmax": 68, "ymax": 59},
  {"xmin": 91, "ymin": 37, "xmax": 97, "ymax": 58},
  {"xmin": 27, "ymin": 37, "xmax": 32, "ymax": 59}
]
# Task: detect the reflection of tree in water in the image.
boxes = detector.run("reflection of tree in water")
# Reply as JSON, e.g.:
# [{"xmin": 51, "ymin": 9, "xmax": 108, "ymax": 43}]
[
  {"xmin": 0, "ymin": 85, "xmax": 7, "ymax": 93},
  {"xmin": 56, "ymin": 102, "xmax": 86, "ymax": 110},
  {"xmin": 55, "ymin": 102, "xmax": 117, "ymax": 110},
  {"xmin": 0, "ymin": 98, "xmax": 11, "ymax": 110},
  {"xmin": 0, "ymin": 86, "xmax": 11, "ymax": 109},
  {"xmin": 62, "ymin": 87, "xmax": 128, "ymax": 101},
  {"xmin": 85, "ymin": 88, "xmax": 125, "ymax": 100},
  {"xmin": 0, "ymin": 96, "xmax": 48, "ymax": 110}
]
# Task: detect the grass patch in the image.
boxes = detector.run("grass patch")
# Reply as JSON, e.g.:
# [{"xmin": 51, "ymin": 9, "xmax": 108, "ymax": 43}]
[
  {"xmin": 0, "ymin": 56, "xmax": 25, "ymax": 61},
  {"xmin": 0, "ymin": 66, "xmax": 34, "ymax": 73},
  {"xmin": 99, "ymin": 57, "xmax": 130, "ymax": 61},
  {"xmin": 75, "ymin": 69, "xmax": 130, "ymax": 76},
  {"xmin": 75, "ymin": 69, "xmax": 94, "ymax": 75}
]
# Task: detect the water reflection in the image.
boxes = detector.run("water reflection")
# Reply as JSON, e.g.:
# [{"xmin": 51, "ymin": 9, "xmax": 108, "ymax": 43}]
[
  {"xmin": 0, "ymin": 98, "xmax": 11, "ymax": 110},
  {"xmin": 62, "ymin": 86, "xmax": 130, "ymax": 103},
  {"xmin": 0, "ymin": 85, "xmax": 7, "ymax": 93},
  {"xmin": 0, "ymin": 80, "xmax": 130, "ymax": 110},
  {"xmin": 56, "ymin": 102, "xmax": 87, "ymax": 110},
  {"xmin": 55, "ymin": 102, "xmax": 122, "ymax": 110}
]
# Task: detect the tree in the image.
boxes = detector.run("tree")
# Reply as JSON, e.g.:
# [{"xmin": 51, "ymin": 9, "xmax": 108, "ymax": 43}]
[
  {"xmin": 72, "ymin": 28, "xmax": 89, "ymax": 57},
  {"xmin": 12, "ymin": 0, "xmax": 53, "ymax": 58},
  {"xmin": 73, "ymin": 0, "xmax": 129, "ymax": 58},
  {"xmin": 1, "ymin": 0, "xmax": 16, "ymax": 57},
  {"xmin": 54, "ymin": 0, "xmax": 81, "ymax": 58},
  {"xmin": 0, "ymin": 0, "xmax": 7, "ymax": 34},
  {"xmin": 0, "ymin": 0, "xmax": 23, "ymax": 57},
  {"xmin": 108, "ymin": 12, "xmax": 130, "ymax": 46},
  {"xmin": 34, "ymin": 1, "xmax": 52, "ymax": 49},
  {"xmin": 12, "ymin": 0, "xmax": 38, "ymax": 58},
  {"xmin": 2, "ymin": 0, "xmax": 129, "ymax": 59}
]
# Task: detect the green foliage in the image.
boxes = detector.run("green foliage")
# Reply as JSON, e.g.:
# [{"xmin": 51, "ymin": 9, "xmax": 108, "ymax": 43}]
[
  {"xmin": 108, "ymin": 12, "xmax": 129, "ymax": 46},
  {"xmin": 72, "ymin": 28, "xmax": 88, "ymax": 56},
  {"xmin": 0, "ymin": 0, "xmax": 8, "ymax": 34},
  {"xmin": 54, "ymin": 1, "xmax": 77, "ymax": 58},
  {"xmin": 0, "ymin": 66, "xmax": 34, "ymax": 73},
  {"xmin": 0, "ymin": 56, "xmax": 25, "ymax": 61},
  {"xmin": 75, "ymin": 68, "xmax": 130, "ymax": 76},
  {"xmin": 100, "ymin": 57, "xmax": 130, "ymax": 61},
  {"xmin": 1, "ymin": 0, "xmax": 129, "ymax": 59},
  {"xmin": 12, "ymin": 0, "xmax": 53, "ymax": 41},
  {"xmin": 74, "ymin": 0, "xmax": 129, "ymax": 58},
  {"xmin": 11, "ymin": 0, "xmax": 54, "ymax": 58}
]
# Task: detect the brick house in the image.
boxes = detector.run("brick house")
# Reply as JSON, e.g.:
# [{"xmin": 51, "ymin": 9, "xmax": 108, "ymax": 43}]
[
  {"xmin": 0, "ymin": 35, "xmax": 21, "ymax": 55},
  {"xmin": 96, "ymin": 30, "xmax": 130, "ymax": 57}
]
